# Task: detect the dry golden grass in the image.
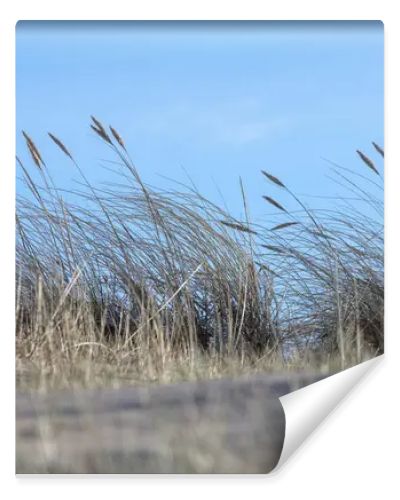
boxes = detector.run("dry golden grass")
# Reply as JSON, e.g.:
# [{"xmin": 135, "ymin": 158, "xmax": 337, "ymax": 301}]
[{"xmin": 16, "ymin": 118, "xmax": 384, "ymax": 392}]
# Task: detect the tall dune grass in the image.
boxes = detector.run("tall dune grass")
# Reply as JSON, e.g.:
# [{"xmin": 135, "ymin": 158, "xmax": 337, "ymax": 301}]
[{"xmin": 15, "ymin": 118, "xmax": 384, "ymax": 389}]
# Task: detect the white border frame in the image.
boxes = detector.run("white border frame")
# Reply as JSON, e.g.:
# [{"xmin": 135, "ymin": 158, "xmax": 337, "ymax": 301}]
[{"xmin": 1, "ymin": 2, "xmax": 398, "ymax": 498}]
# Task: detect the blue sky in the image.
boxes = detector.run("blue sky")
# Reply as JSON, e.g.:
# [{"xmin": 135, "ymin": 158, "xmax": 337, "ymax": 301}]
[{"xmin": 16, "ymin": 21, "xmax": 383, "ymax": 222}]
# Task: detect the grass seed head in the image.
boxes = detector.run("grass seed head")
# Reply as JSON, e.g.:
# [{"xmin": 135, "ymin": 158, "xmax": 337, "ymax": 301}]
[
  {"xmin": 110, "ymin": 125, "xmax": 126, "ymax": 150},
  {"xmin": 22, "ymin": 131, "xmax": 45, "ymax": 169},
  {"xmin": 90, "ymin": 116, "xmax": 112, "ymax": 144},
  {"xmin": 271, "ymin": 222, "xmax": 299, "ymax": 231},
  {"xmin": 262, "ymin": 196, "xmax": 286, "ymax": 212},
  {"xmin": 372, "ymin": 142, "xmax": 384, "ymax": 158},
  {"xmin": 261, "ymin": 170, "xmax": 286, "ymax": 188},
  {"xmin": 356, "ymin": 150, "xmax": 379, "ymax": 175},
  {"xmin": 220, "ymin": 220, "xmax": 258, "ymax": 235},
  {"xmin": 48, "ymin": 132, "xmax": 74, "ymax": 160}
]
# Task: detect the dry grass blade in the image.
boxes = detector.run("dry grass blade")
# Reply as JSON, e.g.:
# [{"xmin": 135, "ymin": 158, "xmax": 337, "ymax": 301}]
[
  {"xmin": 125, "ymin": 262, "xmax": 204, "ymax": 344},
  {"xmin": 22, "ymin": 131, "xmax": 44, "ymax": 169},
  {"xmin": 356, "ymin": 150, "xmax": 379, "ymax": 175},
  {"xmin": 261, "ymin": 244, "xmax": 285, "ymax": 254},
  {"xmin": 110, "ymin": 126, "xmax": 126, "ymax": 150},
  {"xmin": 271, "ymin": 222, "xmax": 299, "ymax": 231},
  {"xmin": 261, "ymin": 170, "xmax": 285, "ymax": 188},
  {"xmin": 309, "ymin": 230, "xmax": 335, "ymax": 240},
  {"xmin": 51, "ymin": 268, "xmax": 82, "ymax": 321},
  {"xmin": 16, "ymin": 155, "xmax": 24, "ymax": 168},
  {"xmin": 220, "ymin": 220, "xmax": 258, "ymax": 235},
  {"xmin": 48, "ymin": 133, "xmax": 74, "ymax": 160},
  {"xmin": 255, "ymin": 262, "xmax": 279, "ymax": 276},
  {"xmin": 262, "ymin": 196, "xmax": 286, "ymax": 212},
  {"xmin": 372, "ymin": 142, "xmax": 384, "ymax": 158},
  {"xmin": 74, "ymin": 341, "xmax": 116, "ymax": 354}
]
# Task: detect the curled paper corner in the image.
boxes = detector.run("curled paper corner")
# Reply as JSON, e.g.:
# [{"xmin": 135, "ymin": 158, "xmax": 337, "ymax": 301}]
[{"xmin": 274, "ymin": 356, "xmax": 383, "ymax": 471}]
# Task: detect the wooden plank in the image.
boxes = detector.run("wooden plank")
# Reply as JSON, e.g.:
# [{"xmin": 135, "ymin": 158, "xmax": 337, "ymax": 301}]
[{"xmin": 16, "ymin": 373, "xmax": 322, "ymax": 474}]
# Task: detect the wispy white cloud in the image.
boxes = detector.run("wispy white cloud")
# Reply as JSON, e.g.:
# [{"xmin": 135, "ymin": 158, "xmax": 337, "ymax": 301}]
[
  {"xmin": 214, "ymin": 117, "xmax": 290, "ymax": 145},
  {"xmin": 128, "ymin": 99, "xmax": 293, "ymax": 146}
]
